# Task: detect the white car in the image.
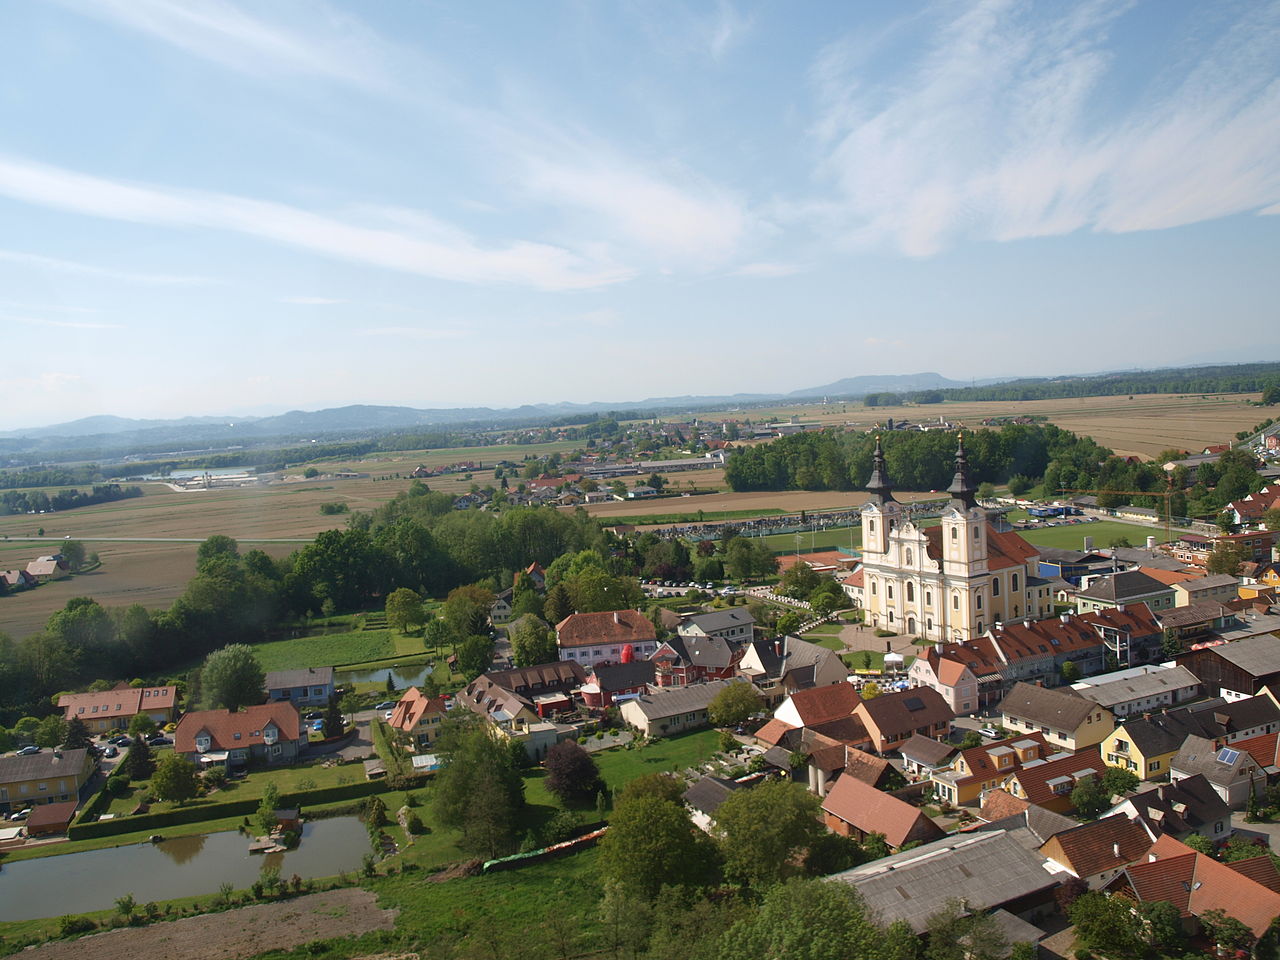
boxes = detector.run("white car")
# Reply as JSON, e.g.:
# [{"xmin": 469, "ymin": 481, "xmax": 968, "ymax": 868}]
[{"xmin": 8, "ymin": 808, "xmax": 32, "ymax": 821}]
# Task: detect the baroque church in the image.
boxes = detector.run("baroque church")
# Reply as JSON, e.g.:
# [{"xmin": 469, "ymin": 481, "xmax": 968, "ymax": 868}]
[{"xmin": 860, "ymin": 435, "xmax": 1053, "ymax": 644}]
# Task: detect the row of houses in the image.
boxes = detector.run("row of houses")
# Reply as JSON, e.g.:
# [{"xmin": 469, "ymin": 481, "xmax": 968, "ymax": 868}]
[{"xmin": 1, "ymin": 554, "xmax": 70, "ymax": 590}]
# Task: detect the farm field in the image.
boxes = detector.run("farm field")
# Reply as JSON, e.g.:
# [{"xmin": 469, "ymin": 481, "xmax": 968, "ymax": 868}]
[{"xmin": 579, "ymin": 487, "xmax": 941, "ymax": 522}]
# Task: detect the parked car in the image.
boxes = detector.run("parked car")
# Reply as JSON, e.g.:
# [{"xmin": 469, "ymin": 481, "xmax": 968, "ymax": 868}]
[
  {"xmin": 303, "ymin": 711, "xmax": 323, "ymax": 720},
  {"xmin": 101, "ymin": 745, "xmax": 119, "ymax": 758},
  {"xmin": 374, "ymin": 701, "xmax": 396, "ymax": 711},
  {"xmin": 147, "ymin": 735, "xmax": 173, "ymax": 746},
  {"xmin": 108, "ymin": 735, "xmax": 133, "ymax": 746},
  {"xmin": 15, "ymin": 745, "xmax": 40, "ymax": 756},
  {"xmin": 8, "ymin": 808, "xmax": 32, "ymax": 821},
  {"xmin": 979, "ymin": 727, "xmax": 1000, "ymax": 739},
  {"xmin": 384, "ymin": 710, "xmax": 394, "ymax": 721}
]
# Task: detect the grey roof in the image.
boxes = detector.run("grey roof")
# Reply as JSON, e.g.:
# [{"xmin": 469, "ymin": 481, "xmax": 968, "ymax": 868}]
[
  {"xmin": 898, "ymin": 734, "xmax": 957, "ymax": 767},
  {"xmin": 263, "ymin": 666, "xmax": 334, "ymax": 690},
  {"xmin": 1071, "ymin": 665, "xmax": 1202, "ymax": 709},
  {"xmin": 1113, "ymin": 774, "xmax": 1230, "ymax": 837},
  {"xmin": 0, "ymin": 748, "xmax": 90, "ymax": 785},
  {"xmin": 1159, "ymin": 602, "xmax": 1235, "ymax": 629},
  {"xmin": 987, "ymin": 909, "xmax": 1048, "ymax": 950},
  {"xmin": 1106, "ymin": 548, "xmax": 1188, "ymax": 571},
  {"xmin": 1202, "ymin": 634, "xmax": 1280, "ymax": 676},
  {"xmin": 682, "ymin": 775, "xmax": 740, "ymax": 816},
  {"xmin": 1204, "ymin": 613, "xmax": 1280, "ymax": 644},
  {"xmin": 999, "ymin": 682, "xmax": 1098, "ymax": 730},
  {"xmin": 593, "ymin": 660, "xmax": 656, "ymax": 692},
  {"xmin": 624, "ymin": 677, "xmax": 751, "ymax": 721},
  {"xmin": 975, "ymin": 807, "xmax": 1078, "ymax": 847},
  {"xmin": 829, "ymin": 828, "xmax": 1066, "ymax": 933},
  {"xmin": 660, "ymin": 635, "xmax": 736, "ymax": 669},
  {"xmin": 1171, "ymin": 735, "xmax": 1256, "ymax": 786},
  {"xmin": 1177, "ymin": 574, "xmax": 1242, "ymax": 592},
  {"xmin": 1078, "ymin": 571, "xmax": 1171, "ymax": 603},
  {"xmin": 678, "ymin": 608, "xmax": 755, "ymax": 635},
  {"xmin": 1036, "ymin": 548, "xmax": 1114, "ymax": 565}
]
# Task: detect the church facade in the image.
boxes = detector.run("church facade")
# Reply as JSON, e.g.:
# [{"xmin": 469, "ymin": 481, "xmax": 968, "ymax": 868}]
[{"xmin": 860, "ymin": 436, "xmax": 1052, "ymax": 644}]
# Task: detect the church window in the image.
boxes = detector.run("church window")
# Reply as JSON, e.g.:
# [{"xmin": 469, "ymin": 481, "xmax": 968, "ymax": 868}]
[
  {"xmin": 976, "ymin": 594, "xmax": 983, "ymax": 610},
  {"xmin": 869, "ymin": 520, "xmax": 876, "ymax": 533},
  {"xmin": 888, "ymin": 611, "xmax": 895, "ymax": 623},
  {"xmin": 1012, "ymin": 573, "xmax": 1019, "ymax": 591},
  {"xmin": 925, "ymin": 591, "xmax": 932, "ymax": 606},
  {"xmin": 992, "ymin": 578, "xmax": 1000, "ymax": 597},
  {"xmin": 887, "ymin": 585, "xmax": 894, "ymax": 599},
  {"xmin": 977, "ymin": 621, "xmax": 983, "ymax": 633},
  {"xmin": 906, "ymin": 582, "xmax": 914, "ymax": 602},
  {"xmin": 905, "ymin": 549, "xmax": 913, "ymax": 565},
  {"xmin": 952, "ymin": 594, "xmax": 959, "ymax": 611},
  {"xmin": 871, "ymin": 581, "xmax": 877, "ymax": 596},
  {"xmin": 951, "ymin": 528, "xmax": 958, "ymax": 540},
  {"xmin": 973, "ymin": 527, "xmax": 980, "ymax": 540},
  {"xmin": 926, "ymin": 618, "xmax": 933, "ymax": 631}
]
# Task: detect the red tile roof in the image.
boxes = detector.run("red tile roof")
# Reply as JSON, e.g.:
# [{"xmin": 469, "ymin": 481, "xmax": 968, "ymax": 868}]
[
  {"xmin": 1044, "ymin": 814, "xmax": 1152, "ymax": 879},
  {"xmin": 1008, "ymin": 747, "xmax": 1104, "ymax": 807},
  {"xmin": 979, "ymin": 788, "xmax": 1030, "ymax": 822},
  {"xmin": 175, "ymin": 703, "xmax": 302, "ymax": 754},
  {"xmin": 854, "ymin": 687, "xmax": 954, "ymax": 741},
  {"xmin": 555, "ymin": 609, "xmax": 656, "ymax": 648},
  {"xmin": 841, "ymin": 748, "xmax": 894, "ymax": 786},
  {"xmin": 1137, "ymin": 567, "xmax": 1201, "ymax": 586},
  {"xmin": 922, "ymin": 524, "xmax": 1039, "ymax": 572},
  {"xmin": 754, "ymin": 718, "xmax": 798, "ymax": 746},
  {"xmin": 59, "ymin": 685, "xmax": 178, "ymax": 721},
  {"xmin": 388, "ymin": 687, "xmax": 451, "ymax": 734},
  {"xmin": 785, "ymin": 683, "xmax": 862, "ymax": 726},
  {"xmin": 821, "ymin": 775, "xmax": 945, "ymax": 848},
  {"xmin": 953, "ymin": 733, "xmax": 1052, "ymax": 790}
]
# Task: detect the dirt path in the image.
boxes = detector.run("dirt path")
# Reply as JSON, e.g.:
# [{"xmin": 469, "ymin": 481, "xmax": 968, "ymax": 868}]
[{"xmin": 16, "ymin": 889, "xmax": 397, "ymax": 960}]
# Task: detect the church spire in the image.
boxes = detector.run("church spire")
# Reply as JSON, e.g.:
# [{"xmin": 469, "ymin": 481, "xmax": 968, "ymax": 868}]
[
  {"xmin": 947, "ymin": 433, "xmax": 977, "ymax": 510},
  {"xmin": 866, "ymin": 435, "xmax": 895, "ymax": 505}
]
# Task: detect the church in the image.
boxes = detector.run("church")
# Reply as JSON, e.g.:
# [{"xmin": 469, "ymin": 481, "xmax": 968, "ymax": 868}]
[{"xmin": 860, "ymin": 435, "xmax": 1053, "ymax": 644}]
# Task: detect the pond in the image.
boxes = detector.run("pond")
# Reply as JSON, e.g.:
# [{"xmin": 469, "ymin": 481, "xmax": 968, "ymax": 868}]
[
  {"xmin": 337, "ymin": 661, "xmax": 434, "ymax": 688},
  {"xmin": 0, "ymin": 817, "xmax": 371, "ymax": 922}
]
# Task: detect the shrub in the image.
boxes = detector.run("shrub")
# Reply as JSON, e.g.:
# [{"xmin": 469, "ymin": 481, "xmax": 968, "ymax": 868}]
[
  {"xmin": 58, "ymin": 915, "xmax": 96, "ymax": 937},
  {"xmin": 406, "ymin": 813, "xmax": 425, "ymax": 835}
]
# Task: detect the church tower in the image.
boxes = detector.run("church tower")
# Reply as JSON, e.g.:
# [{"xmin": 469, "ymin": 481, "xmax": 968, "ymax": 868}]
[
  {"xmin": 861, "ymin": 436, "xmax": 899, "ymax": 557},
  {"xmin": 941, "ymin": 434, "xmax": 989, "ymax": 578}
]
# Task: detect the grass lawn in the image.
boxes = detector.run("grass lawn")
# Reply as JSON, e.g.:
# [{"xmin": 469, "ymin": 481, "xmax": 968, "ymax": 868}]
[
  {"xmin": 1018, "ymin": 519, "xmax": 1156, "ymax": 550},
  {"xmin": 749, "ymin": 525, "xmax": 863, "ymax": 555},
  {"xmin": 248, "ymin": 630, "xmax": 396, "ymax": 672},
  {"xmin": 592, "ymin": 729, "xmax": 722, "ymax": 790},
  {"xmin": 841, "ymin": 650, "xmax": 915, "ymax": 673}
]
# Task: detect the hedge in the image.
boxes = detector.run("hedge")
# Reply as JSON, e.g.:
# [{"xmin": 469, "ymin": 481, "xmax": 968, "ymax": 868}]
[{"xmin": 67, "ymin": 778, "xmax": 391, "ymax": 841}]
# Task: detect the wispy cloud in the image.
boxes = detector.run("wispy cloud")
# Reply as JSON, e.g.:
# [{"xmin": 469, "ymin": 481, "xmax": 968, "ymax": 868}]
[
  {"xmin": 358, "ymin": 326, "xmax": 468, "ymax": 341},
  {"xmin": 278, "ymin": 296, "xmax": 343, "ymax": 305},
  {"xmin": 808, "ymin": 0, "xmax": 1280, "ymax": 255},
  {"xmin": 11, "ymin": 315, "xmax": 123, "ymax": 330},
  {"xmin": 0, "ymin": 248, "xmax": 207, "ymax": 285},
  {"xmin": 56, "ymin": 0, "xmax": 393, "ymax": 91},
  {"xmin": 709, "ymin": 0, "xmax": 751, "ymax": 60},
  {"xmin": 733, "ymin": 261, "xmax": 805, "ymax": 278},
  {"xmin": 0, "ymin": 154, "xmax": 630, "ymax": 291}
]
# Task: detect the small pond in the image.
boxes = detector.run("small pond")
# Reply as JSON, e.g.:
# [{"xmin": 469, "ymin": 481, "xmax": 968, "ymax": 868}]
[
  {"xmin": 337, "ymin": 662, "xmax": 434, "ymax": 688},
  {"xmin": 0, "ymin": 817, "xmax": 371, "ymax": 922}
]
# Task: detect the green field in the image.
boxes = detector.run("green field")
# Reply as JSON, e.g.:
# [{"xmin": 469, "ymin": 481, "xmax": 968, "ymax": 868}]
[
  {"xmin": 247, "ymin": 630, "xmax": 397, "ymax": 672},
  {"xmin": 1017, "ymin": 520, "xmax": 1155, "ymax": 551},
  {"xmin": 749, "ymin": 525, "xmax": 864, "ymax": 554}
]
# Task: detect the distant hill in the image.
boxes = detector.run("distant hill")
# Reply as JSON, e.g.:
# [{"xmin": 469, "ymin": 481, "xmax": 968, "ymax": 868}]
[
  {"xmin": 0, "ymin": 414, "xmax": 258, "ymax": 440},
  {"xmin": 787, "ymin": 372, "xmax": 1003, "ymax": 398}
]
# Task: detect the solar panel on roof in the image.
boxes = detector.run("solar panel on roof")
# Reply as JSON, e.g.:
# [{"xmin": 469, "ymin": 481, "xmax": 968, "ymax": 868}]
[
  {"xmin": 904, "ymin": 697, "xmax": 925, "ymax": 711},
  {"xmin": 1217, "ymin": 748, "xmax": 1240, "ymax": 765}
]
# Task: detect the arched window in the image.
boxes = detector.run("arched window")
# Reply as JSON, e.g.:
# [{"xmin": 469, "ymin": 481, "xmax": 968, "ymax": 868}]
[
  {"xmin": 871, "ymin": 581, "xmax": 877, "ymax": 596},
  {"xmin": 906, "ymin": 582, "xmax": 915, "ymax": 602},
  {"xmin": 905, "ymin": 549, "xmax": 913, "ymax": 566},
  {"xmin": 887, "ymin": 584, "xmax": 894, "ymax": 599},
  {"xmin": 869, "ymin": 520, "xmax": 876, "ymax": 533},
  {"xmin": 925, "ymin": 591, "xmax": 932, "ymax": 606},
  {"xmin": 951, "ymin": 527, "xmax": 958, "ymax": 540},
  {"xmin": 952, "ymin": 594, "xmax": 960, "ymax": 611},
  {"xmin": 977, "ymin": 593, "xmax": 983, "ymax": 610},
  {"xmin": 973, "ymin": 527, "xmax": 980, "ymax": 540},
  {"xmin": 1011, "ymin": 573, "xmax": 1019, "ymax": 591},
  {"xmin": 992, "ymin": 578, "xmax": 1000, "ymax": 597},
  {"xmin": 926, "ymin": 618, "xmax": 933, "ymax": 631},
  {"xmin": 977, "ymin": 621, "xmax": 983, "ymax": 633},
  {"xmin": 888, "ymin": 611, "xmax": 895, "ymax": 623}
]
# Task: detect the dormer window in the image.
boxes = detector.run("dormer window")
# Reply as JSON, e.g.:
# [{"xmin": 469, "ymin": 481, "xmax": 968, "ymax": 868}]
[
  {"xmin": 233, "ymin": 732, "xmax": 242, "ymax": 740},
  {"xmin": 195, "ymin": 735, "xmax": 211, "ymax": 753}
]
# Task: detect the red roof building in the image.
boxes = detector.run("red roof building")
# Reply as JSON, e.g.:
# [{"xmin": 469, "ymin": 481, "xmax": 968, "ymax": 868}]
[
  {"xmin": 555, "ymin": 610, "xmax": 658, "ymax": 668},
  {"xmin": 821, "ymin": 775, "xmax": 946, "ymax": 850}
]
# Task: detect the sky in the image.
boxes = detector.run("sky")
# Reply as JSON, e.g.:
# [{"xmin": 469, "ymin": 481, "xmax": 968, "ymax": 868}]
[{"xmin": 1, "ymin": 0, "xmax": 1278, "ymax": 430}]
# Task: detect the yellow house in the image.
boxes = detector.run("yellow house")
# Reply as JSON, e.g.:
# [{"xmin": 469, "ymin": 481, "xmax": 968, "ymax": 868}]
[
  {"xmin": 1101, "ymin": 716, "xmax": 1188, "ymax": 780},
  {"xmin": 999, "ymin": 682, "xmax": 1114, "ymax": 752},
  {"xmin": 929, "ymin": 733, "xmax": 1056, "ymax": 807},
  {"xmin": 0, "ymin": 748, "xmax": 96, "ymax": 816}
]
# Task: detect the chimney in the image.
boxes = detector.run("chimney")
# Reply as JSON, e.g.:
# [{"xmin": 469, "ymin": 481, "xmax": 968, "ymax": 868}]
[
  {"xmin": 1146, "ymin": 536, "xmax": 1157, "ymax": 551},
  {"xmin": 774, "ymin": 639, "xmax": 783, "ymax": 657},
  {"xmin": 1113, "ymin": 842, "xmax": 1120, "ymax": 858},
  {"xmin": 613, "ymin": 611, "xmax": 620, "ymax": 624}
]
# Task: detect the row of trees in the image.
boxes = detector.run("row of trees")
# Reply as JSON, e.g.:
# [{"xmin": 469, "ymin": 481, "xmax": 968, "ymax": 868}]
[{"xmin": 0, "ymin": 483, "xmax": 142, "ymax": 516}]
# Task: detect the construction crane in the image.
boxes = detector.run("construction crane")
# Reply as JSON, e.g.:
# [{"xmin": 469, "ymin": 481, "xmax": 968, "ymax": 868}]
[{"xmin": 1055, "ymin": 482, "xmax": 1178, "ymax": 548}]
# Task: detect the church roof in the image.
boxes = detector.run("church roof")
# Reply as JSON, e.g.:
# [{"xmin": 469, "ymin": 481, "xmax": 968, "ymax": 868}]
[{"xmin": 921, "ymin": 524, "xmax": 1038, "ymax": 572}]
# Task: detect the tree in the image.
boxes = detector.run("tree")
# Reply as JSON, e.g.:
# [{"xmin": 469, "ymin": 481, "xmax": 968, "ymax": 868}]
[
  {"xmin": 1263, "ymin": 506, "xmax": 1280, "ymax": 532},
  {"xmin": 150, "ymin": 753, "xmax": 199, "ymax": 804},
  {"xmin": 384, "ymin": 587, "xmax": 425, "ymax": 633},
  {"xmin": 811, "ymin": 593, "xmax": 839, "ymax": 618},
  {"xmin": 422, "ymin": 616, "xmax": 454, "ymax": 654},
  {"xmin": 1201, "ymin": 908, "xmax": 1255, "ymax": 953},
  {"xmin": 1160, "ymin": 627, "xmax": 1183, "ymax": 659},
  {"xmin": 1099, "ymin": 766, "xmax": 1139, "ymax": 798},
  {"xmin": 1207, "ymin": 540, "xmax": 1249, "ymax": 576},
  {"xmin": 1181, "ymin": 833, "xmax": 1215, "ymax": 855},
  {"xmin": 717, "ymin": 878, "xmax": 896, "ymax": 960},
  {"xmin": 34, "ymin": 714, "xmax": 67, "ymax": 748},
  {"xmin": 544, "ymin": 740, "xmax": 603, "ymax": 806},
  {"xmin": 713, "ymin": 780, "xmax": 824, "ymax": 888},
  {"xmin": 128, "ymin": 712, "xmax": 157, "ymax": 738},
  {"xmin": 707, "ymin": 682, "xmax": 763, "ymax": 728},
  {"xmin": 976, "ymin": 482, "xmax": 996, "ymax": 502},
  {"xmin": 597, "ymin": 794, "xmax": 719, "ymax": 898},
  {"xmin": 1137, "ymin": 899, "xmax": 1185, "ymax": 955},
  {"xmin": 63, "ymin": 715, "xmax": 92, "ymax": 750},
  {"xmin": 433, "ymin": 717, "xmax": 525, "ymax": 858},
  {"xmin": 1069, "ymin": 892, "xmax": 1145, "ymax": 959},
  {"xmin": 860, "ymin": 681, "xmax": 882, "ymax": 700},
  {"xmin": 544, "ymin": 583, "xmax": 573, "ymax": 625},
  {"xmin": 456, "ymin": 634, "xmax": 494, "ymax": 681},
  {"xmin": 1059, "ymin": 660, "xmax": 1080, "ymax": 683},
  {"xmin": 202, "ymin": 644, "xmax": 265, "ymax": 711},
  {"xmin": 323, "ymin": 693, "xmax": 344, "ymax": 739},
  {"xmin": 257, "ymin": 782, "xmax": 281, "ymax": 836},
  {"xmin": 124, "ymin": 737, "xmax": 153, "ymax": 779},
  {"xmin": 776, "ymin": 611, "xmax": 802, "ymax": 635},
  {"xmin": 779, "ymin": 563, "xmax": 821, "ymax": 600},
  {"xmin": 616, "ymin": 772, "xmax": 686, "ymax": 807},
  {"xmin": 925, "ymin": 899, "xmax": 1008, "ymax": 960},
  {"xmin": 509, "ymin": 615, "xmax": 557, "ymax": 668},
  {"xmin": 646, "ymin": 473, "xmax": 667, "ymax": 493},
  {"xmin": 1070, "ymin": 774, "xmax": 1109, "ymax": 818},
  {"xmin": 958, "ymin": 730, "xmax": 984, "ymax": 750},
  {"xmin": 61, "ymin": 539, "xmax": 86, "ymax": 572},
  {"xmin": 196, "ymin": 535, "xmax": 239, "ymax": 573}
]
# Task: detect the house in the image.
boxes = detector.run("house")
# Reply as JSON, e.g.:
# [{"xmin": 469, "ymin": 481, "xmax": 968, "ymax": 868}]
[
  {"xmin": 852, "ymin": 687, "xmax": 954, "ymax": 754},
  {"xmin": 24, "ymin": 555, "xmax": 69, "ymax": 582},
  {"xmin": 998, "ymin": 681, "xmax": 1113, "ymax": 751},
  {"xmin": 1172, "ymin": 574, "xmax": 1241, "ymax": 608},
  {"xmin": 773, "ymin": 682, "xmax": 862, "ymax": 728},
  {"xmin": 522, "ymin": 562, "xmax": 547, "ymax": 590},
  {"xmin": 1075, "ymin": 571, "xmax": 1175, "ymax": 615},
  {"xmin": 387, "ymin": 687, "xmax": 452, "ymax": 749},
  {"xmin": 263, "ymin": 667, "xmax": 335, "ymax": 707},
  {"xmin": 0, "ymin": 569, "xmax": 36, "ymax": 591},
  {"xmin": 619, "ymin": 678, "xmax": 757, "ymax": 737},
  {"xmin": 735, "ymin": 635, "xmax": 847, "ymax": 701},
  {"xmin": 1226, "ymin": 485, "xmax": 1280, "ymax": 527},
  {"xmin": 898, "ymin": 734, "xmax": 958, "ymax": 781},
  {"xmin": 175, "ymin": 703, "xmax": 306, "ymax": 768},
  {"xmin": 1158, "ymin": 602, "xmax": 1237, "ymax": 647},
  {"xmin": 683, "ymin": 775, "xmax": 742, "ymax": 832},
  {"xmin": 677, "ymin": 608, "xmax": 755, "ymax": 644},
  {"xmin": 578, "ymin": 660, "xmax": 656, "ymax": 709},
  {"xmin": 983, "ymin": 615, "xmax": 1111, "ymax": 687},
  {"xmin": 1070, "ymin": 664, "xmax": 1202, "ymax": 718},
  {"xmin": 1002, "ymin": 747, "xmax": 1105, "ymax": 814},
  {"xmin": 0, "ymin": 749, "xmax": 96, "ymax": 816},
  {"xmin": 556, "ymin": 610, "xmax": 658, "ymax": 667},
  {"xmin": 908, "ymin": 637, "xmax": 1008, "ymax": 712},
  {"xmin": 58, "ymin": 683, "xmax": 180, "ymax": 733},
  {"xmin": 1210, "ymin": 529, "xmax": 1276, "ymax": 566},
  {"xmin": 650, "ymin": 635, "xmax": 738, "ymax": 687},
  {"xmin": 840, "ymin": 568, "xmax": 865, "ymax": 607},
  {"xmin": 1076, "ymin": 604, "xmax": 1164, "ymax": 668},
  {"xmin": 929, "ymin": 733, "xmax": 1056, "ymax": 807},
  {"xmin": 1169, "ymin": 735, "xmax": 1264, "ymax": 809},
  {"xmin": 490, "ymin": 589, "xmax": 513, "ymax": 624},
  {"xmin": 1036, "ymin": 548, "xmax": 1118, "ymax": 586},
  {"xmin": 820, "ymin": 774, "xmax": 945, "ymax": 850},
  {"xmin": 974, "ymin": 789, "xmax": 1078, "ymax": 844},
  {"xmin": 1038, "ymin": 814, "xmax": 1155, "ymax": 888},
  {"xmin": 830, "ymin": 828, "xmax": 1067, "ymax": 934},
  {"xmin": 1178, "ymin": 635, "xmax": 1280, "ymax": 700},
  {"xmin": 485, "ymin": 660, "xmax": 586, "ymax": 716},
  {"xmin": 1104, "ymin": 835, "xmax": 1280, "ymax": 940},
  {"xmin": 1104, "ymin": 775, "xmax": 1231, "ymax": 845},
  {"xmin": 454, "ymin": 674, "xmax": 572, "ymax": 759}
]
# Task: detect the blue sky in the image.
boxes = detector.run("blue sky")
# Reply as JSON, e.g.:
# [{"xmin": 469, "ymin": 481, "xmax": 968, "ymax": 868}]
[{"xmin": 1, "ymin": 0, "xmax": 1278, "ymax": 430}]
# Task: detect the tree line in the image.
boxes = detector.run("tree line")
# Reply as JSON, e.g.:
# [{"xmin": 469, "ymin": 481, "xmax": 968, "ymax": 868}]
[{"xmin": 1, "ymin": 483, "xmax": 142, "ymax": 516}]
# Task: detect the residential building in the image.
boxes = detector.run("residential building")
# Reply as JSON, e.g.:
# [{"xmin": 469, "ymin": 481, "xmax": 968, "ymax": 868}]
[
  {"xmin": 578, "ymin": 660, "xmax": 655, "ymax": 709},
  {"xmin": 1036, "ymin": 548, "xmax": 1117, "ymax": 586},
  {"xmin": 0, "ymin": 749, "xmax": 95, "ymax": 816},
  {"xmin": 1172, "ymin": 574, "xmax": 1241, "ymax": 607},
  {"xmin": 820, "ymin": 775, "xmax": 946, "ymax": 851},
  {"xmin": 1038, "ymin": 814, "xmax": 1155, "ymax": 888},
  {"xmin": 1003, "ymin": 747, "xmax": 1105, "ymax": 814},
  {"xmin": 650, "ymin": 634, "xmax": 738, "ymax": 687},
  {"xmin": 909, "ymin": 644, "xmax": 985, "ymax": 715},
  {"xmin": 998, "ymin": 681, "xmax": 1113, "ymax": 751},
  {"xmin": 1178, "ymin": 635, "xmax": 1280, "ymax": 700},
  {"xmin": 1104, "ymin": 775, "xmax": 1231, "ymax": 845},
  {"xmin": 387, "ymin": 687, "xmax": 451, "ymax": 749},
  {"xmin": 23, "ymin": 800, "xmax": 78, "ymax": 837},
  {"xmin": 1104, "ymin": 835, "xmax": 1280, "ymax": 940},
  {"xmin": 174, "ymin": 703, "xmax": 306, "ymax": 769},
  {"xmin": 1159, "ymin": 602, "xmax": 1238, "ymax": 648},
  {"xmin": 852, "ymin": 687, "xmax": 954, "ymax": 754},
  {"xmin": 736, "ymin": 635, "xmax": 847, "ymax": 701},
  {"xmin": 24, "ymin": 555, "xmax": 69, "ymax": 581},
  {"xmin": 555, "ymin": 610, "xmax": 658, "ymax": 667},
  {"xmin": 58, "ymin": 683, "xmax": 179, "ymax": 733},
  {"xmin": 682, "ymin": 775, "xmax": 742, "ymax": 832},
  {"xmin": 485, "ymin": 661, "xmax": 586, "ymax": 717},
  {"xmin": 619, "ymin": 678, "xmax": 757, "ymax": 737},
  {"xmin": 264, "ymin": 667, "xmax": 334, "ymax": 707},
  {"xmin": 898, "ymin": 734, "xmax": 958, "ymax": 781},
  {"xmin": 1169, "ymin": 735, "xmax": 1264, "ymax": 809},
  {"xmin": 1075, "ymin": 571, "xmax": 1175, "ymax": 615},
  {"xmin": 490, "ymin": 589, "xmax": 513, "ymax": 624},
  {"xmin": 1070, "ymin": 664, "xmax": 1202, "ymax": 717},
  {"xmin": 830, "ymin": 828, "xmax": 1066, "ymax": 934},
  {"xmin": 1227, "ymin": 486, "xmax": 1280, "ymax": 527},
  {"xmin": 930, "ymin": 733, "xmax": 1056, "ymax": 807},
  {"xmin": 1076, "ymin": 604, "xmax": 1164, "ymax": 668},
  {"xmin": 453, "ymin": 674, "xmax": 572, "ymax": 760},
  {"xmin": 0, "ymin": 569, "xmax": 36, "ymax": 591},
  {"xmin": 677, "ymin": 609, "xmax": 755, "ymax": 645},
  {"xmin": 860, "ymin": 436, "xmax": 1047, "ymax": 643}
]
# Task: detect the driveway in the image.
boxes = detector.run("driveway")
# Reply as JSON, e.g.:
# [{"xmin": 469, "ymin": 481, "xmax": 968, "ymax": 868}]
[
  {"xmin": 307, "ymin": 709, "xmax": 376, "ymax": 762},
  {"xmin": 1231, "ymin": 811, "xmax": 1280, "ymax": 850}
]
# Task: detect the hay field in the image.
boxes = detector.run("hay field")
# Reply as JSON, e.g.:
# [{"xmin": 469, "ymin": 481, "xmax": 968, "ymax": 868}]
[{"xmin": 578, "ymin": 488, "xmax": 943, "ymax": 521}]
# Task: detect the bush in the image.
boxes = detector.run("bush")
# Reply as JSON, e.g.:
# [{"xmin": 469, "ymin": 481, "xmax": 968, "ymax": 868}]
[
  {"xmin": 405, "ymin": 813, "xmax": 425, "ymax": 835},
  {"xmin": 105, "ymin": 776, "xmax": 130, "ymax": 797},
  {"xmin": 58, "ymin": 915, "xmax": 96, "ymax": 937}
]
